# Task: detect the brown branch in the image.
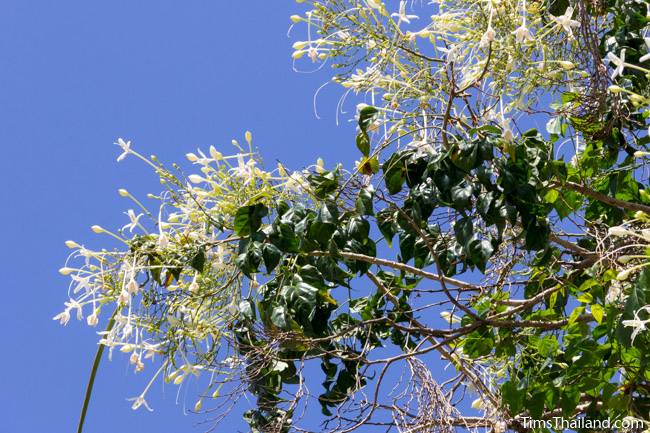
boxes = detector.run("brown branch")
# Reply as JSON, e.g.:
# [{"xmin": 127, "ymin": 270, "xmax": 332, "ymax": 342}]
[
  {"xmin": 562, "ymin": 181, "xmax": 650, "ymax": 214},
  {"xmin": 309, "ymin": 250, "xmax": 480, "ymax": 291}
]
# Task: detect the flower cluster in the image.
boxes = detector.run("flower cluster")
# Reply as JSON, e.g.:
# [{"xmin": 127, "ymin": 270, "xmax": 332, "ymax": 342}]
[
  {"xmin": 289, "ymin": 0, "xmax": 595, "ymax": 160},
  {"xmin": 55, "ymin": 133, "xmax": 316, "ymax": 410}
]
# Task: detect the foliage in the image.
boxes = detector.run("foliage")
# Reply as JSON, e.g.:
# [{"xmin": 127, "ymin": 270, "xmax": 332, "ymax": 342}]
[{"xmin": 56, "ymin": 0, "xmax": 650, "ymax": 432}]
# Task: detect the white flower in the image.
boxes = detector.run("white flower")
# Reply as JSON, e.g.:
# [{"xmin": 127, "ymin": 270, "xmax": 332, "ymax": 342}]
[
  {"xmin": 71, "ymin": 274, "xmax": 92, "ymax": 294},
  {"xmin": 391, "ymin": 1, "xmax": 418, "ymax": 25},
  {"xmin": 285, "ymin": 171, "xmax": 305, "ymax": 193},
  {"xmin": 122, "ymin": 209, "xmax": 143, "ymax": 232},
  {"xmin": 157, "ymin": 232, "xmax": 169, "ymax": 249},
  {"xmin": 622, "ymin": 314, "xmax": 650, "ymax": 343},
  {"xmin": 128, "ymin": 395, "xmax": 153, "ymax": 411},
  {"xmin": 512, "ymin": 24, "xmax": 534, "ymax": 44},
  {"xmin": 493, "ymin": 421, "xmax": 507, "ymax": 433},
  {"xmin": 65, "ymin": 299, "xmax": 83, "ymax": 320},
  {"xmin": 480, "ymin": 24, "xmax": 496, "ymax": 48},
  {"xmin": 188, "ymin": 274, "xmax": 199, "ymax": 293},
  {"xmin": 308, "ymin": 47, "xmax": 319, "ymax": 62},
  {"xmin": 53, "ymin": 309, "xmax": 71, "ymax": 326},
  {"xmin": 115, "ymin": 138, "xmax": 132, "ymax": 162},
  {"xmin": 605, "ymin": 280, "xmax": 624, "ymax": 304},
  {"xmin": 117, "ymin": 289, "xmax": 131, "ymax": 305},
  {"xmin": 640, "ymin": 37, "xmax": 650, "ymax": 63},
  {"xmin": 499, "ymin": 115, "xmax": 514, "ymax": 143},
  {"xmin": 438, "ymin": 44, "xmax": 459, "ymax": 63},
  {"xmin": 549, "ymin": 6, "xmax": 580, "ymax": 38},
  {"xmin": 87, "ymin": 312, "xmax": 99, "ymax": 327},
  {"xmin": 122, "ymin": 323, "xmax": 133, "ymax": 339},
  {"xmin": 607, "ymin": 49, "xmax": 626, "ymax": 80},
  {"xmin": 126, "ymin": 277, "xmax": 139, "ymax": 294},
  {"xmin": 231, "ymin": 154, "xmax": 256, "ymax": 182}
]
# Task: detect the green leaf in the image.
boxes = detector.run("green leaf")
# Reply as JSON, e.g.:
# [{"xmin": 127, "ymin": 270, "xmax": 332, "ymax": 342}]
[
  {"xmin": 356, "ymin": 106, "xmax": 379, "ymax": 157},
  {"xmin": 501, "ymin": 380, "xmax": 524, "ymax": 414},
  {"xmin": 591, "ymin": 304, "xmax": 604, "ymax": 324},
  {"xmin": 270, "ymin": 305, "xmax": 289, "ymax": 330},
  {"xmin": 356, "ymin": 185, "xmax": 375, "ymax": 216},
  {"xmin": 234, "ymin": 204, "xmax": 268, "ymax": 236},
  {"xmin": 450, "ymin": 182, "xmax": 473, "ymax": 211},
  {"xmin": 544, "ymin": 189, "xmax": 559, "ymax": 204},
  {"xmin": 383, "ymin": 152, "xmax": 408, "ymax": 195},
  {"xmin": 568, "ymin": 306, "xmax": 584, "ymax": 325},
  {"xmin": 262, "ymin": 244, "xmax": 282, "ymax": 273},
  {"xmin": 190, "ymin": 248, "xmax": 206, "ymax": 273},
  {"xmin": 454, "ymin": 217, "xmax": 474, "ymax": 248},
  {"xmin": 377, "ymin": 210, "xmax": 397, "ymax": 247},
  {"xmin": 238, "ymin": 299, "xmax": 256, "ymax": 322}
]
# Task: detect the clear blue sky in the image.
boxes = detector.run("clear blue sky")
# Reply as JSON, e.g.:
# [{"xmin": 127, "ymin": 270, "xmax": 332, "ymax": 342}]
[{"xmin": 0, "ymin": 1, "xmax": 356, "ymax": 431}]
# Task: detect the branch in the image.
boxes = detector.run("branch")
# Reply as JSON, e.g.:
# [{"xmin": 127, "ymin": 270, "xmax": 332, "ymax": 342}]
[
  {"xmin": 310, "ymin": 250, "xmax": 480, "ymax": 291},
  {"xmin": 562, "ymin": 181, "xmax": 650, "ymax": 214}
]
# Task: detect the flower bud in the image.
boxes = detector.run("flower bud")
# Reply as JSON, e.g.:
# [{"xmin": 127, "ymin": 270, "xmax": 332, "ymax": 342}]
[
  {"xmin": 608, "ymin": 85, "xmax": 624, "ymax": 94},
  {"xmin": 64, "ymin": 240, "xmax": 79, "ymax": 249},
  {"xmin": 174, "ymin": 374, "xmax": 185, "ymax": 385},
  {"xmin": 634, "ymin": 151, "xmax": 650, "ymax": 158},
  {"xmin": 186, "ymin": 153, "xmax": 198, "ymax": 162},
  {"xmin": 194, "ymin": 399, "xmax": 203, "ymax": 412},
  {"xmin": 558, "ymin": 61, "xmax": 575, "ymax": 70},
  {"xmin": 635, "ymin": 211, "xmax": 650, "ymax": 222},
  {"xmin": 316, "ymin": 158, "xmax": 325, "ymax": 173},
  {"xmin": 209, "ymin": 146, "xmax": 223, "ymax": 161},
  {"xmin": 91, "ymin": 225, "xmax": 104, "ymax": 233},
  {"xmin": 118, "ymin": 188, "xmax": 129, "ymax": 197},
  {"xmin": 617, "ymin": 268, "xmax": 633, "ymax": 281},
  {"xmin": 59, "ymin": 267, "xmax": 75, "ymax": 275},
  {"xmin": 290, "ymin": 15, "xmax": 302, "ymax": 23},
  {"xmin": 188, "ymin": 174, "xmax": 204, "ymax": 184},
  {"xmin": 292, "ymin": 41, "xmax": 309, "ymax": 50},
  {"xmin": 245, "ymin": 131, "xmax": 253, "ymax": 145}
]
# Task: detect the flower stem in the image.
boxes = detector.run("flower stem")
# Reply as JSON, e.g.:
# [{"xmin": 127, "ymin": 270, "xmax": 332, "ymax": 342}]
[{"xmin": 77, "ymin": 308, "xmax": 118, "ymax": 433}]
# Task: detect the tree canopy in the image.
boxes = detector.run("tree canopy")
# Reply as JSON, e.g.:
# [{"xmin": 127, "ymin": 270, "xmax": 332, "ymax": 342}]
[{"xmin": 57, "ymin": 0, "xmax": 650, "ymax": 432}]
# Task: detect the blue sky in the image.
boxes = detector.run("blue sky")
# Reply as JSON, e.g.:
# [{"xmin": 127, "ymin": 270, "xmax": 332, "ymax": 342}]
[{"xmin": 0, "ymin": 1, "xmax": 357, "ymax": 431}]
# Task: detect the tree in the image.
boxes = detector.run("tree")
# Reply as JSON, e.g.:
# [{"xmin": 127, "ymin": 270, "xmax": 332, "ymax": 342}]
[{"xmin": 57, "ymin": 1, "xmax": 650, "ymax": 432}]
